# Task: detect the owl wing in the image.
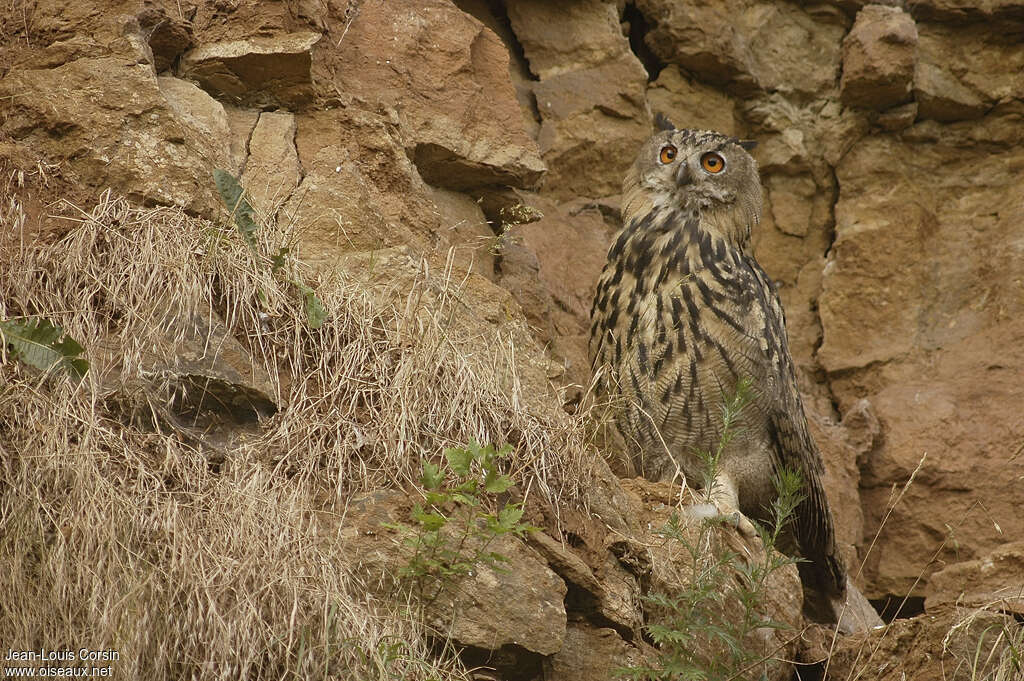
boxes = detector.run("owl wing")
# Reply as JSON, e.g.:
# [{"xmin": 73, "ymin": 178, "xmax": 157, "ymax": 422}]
[{"xmin": 748, "ymin": 259, "xmax": 846, "ymax": 599}]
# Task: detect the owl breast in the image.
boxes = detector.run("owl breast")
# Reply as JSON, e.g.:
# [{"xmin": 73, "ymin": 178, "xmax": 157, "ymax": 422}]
[{"xmin": 590, "ymin": 207, "xmax": 784, "ymax": 505}]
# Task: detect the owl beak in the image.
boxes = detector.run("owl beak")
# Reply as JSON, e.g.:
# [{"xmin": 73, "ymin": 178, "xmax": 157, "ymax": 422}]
[{"xmin": 675, "ymin": 162, "xmax": 692, "ymax": 187}]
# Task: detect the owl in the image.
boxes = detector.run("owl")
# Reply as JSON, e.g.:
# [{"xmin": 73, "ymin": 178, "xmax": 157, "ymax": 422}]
[{"xmin": 589, "ymin": 117, "xmax": 868, "ymax": 627}]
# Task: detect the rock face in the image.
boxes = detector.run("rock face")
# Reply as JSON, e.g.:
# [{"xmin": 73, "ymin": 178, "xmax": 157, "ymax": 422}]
[
  {"xmin": 820, "ymin": 119, "xmax": 1024, "ymax": 597},
  {"xmin": 4, "ymin": 0, "xmax": 1024, "ymax": 677}
]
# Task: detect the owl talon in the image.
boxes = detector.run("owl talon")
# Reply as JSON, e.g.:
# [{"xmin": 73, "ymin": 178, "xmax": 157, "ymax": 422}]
[{"xmin": 684, "ymin": 502, "xmax": 757, "ymax": 538}]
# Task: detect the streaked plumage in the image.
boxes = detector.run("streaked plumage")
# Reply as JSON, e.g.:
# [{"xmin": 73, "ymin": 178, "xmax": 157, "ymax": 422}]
[{"xmin": 589, "ymin": 123, "xmax": 847, "ymax": 617}]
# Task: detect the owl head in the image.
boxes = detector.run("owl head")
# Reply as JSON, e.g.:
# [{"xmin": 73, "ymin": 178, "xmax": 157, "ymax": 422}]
[{"xmin": 622, "ymin": 119, "xmax": 762, "ymax": 246}]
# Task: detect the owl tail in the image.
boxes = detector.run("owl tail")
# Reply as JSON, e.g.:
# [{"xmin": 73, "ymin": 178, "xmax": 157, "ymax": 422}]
[{"xmin": 799, "ymin": 551, "xmax": 883, "ymax": 633}]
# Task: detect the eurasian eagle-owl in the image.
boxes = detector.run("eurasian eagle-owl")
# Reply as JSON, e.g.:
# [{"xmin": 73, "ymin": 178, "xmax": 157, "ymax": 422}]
[{"xmin": 589, "ymin": 118, "xmax": 864, "ymax": 625}]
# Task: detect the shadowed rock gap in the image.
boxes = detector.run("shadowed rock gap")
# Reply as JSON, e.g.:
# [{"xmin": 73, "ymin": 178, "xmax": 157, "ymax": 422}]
[{"xmin": 621, "ymin": 2, "xmax": 664, "ymax": 82}]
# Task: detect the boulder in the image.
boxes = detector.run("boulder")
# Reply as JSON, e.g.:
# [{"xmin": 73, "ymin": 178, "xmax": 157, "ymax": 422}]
[
  {"xmin": 505, "ymin": 0, "xmax": 626, "ymax": 79},
  {"xmin": 926, "ymin": 541, "xmax": 1024, "ymax": 616},
  {"xmin": 544, "ymin": 623, "xmax": 649, "ymax": 681},
  {"xmin": 324, "ymin": 0, "xmax": 545, "ymax": 192},
  {"xmin": 157, "ymin": 76, "xmax": 233, "ymax": 171},
  {"xmin": 635, "ymin": 0, "xmax": 845, "ymax": 97},
  {"xmin": 336, "ymin": 490, "xmax": 566, "ymax": 662},
  {"xmin": 840, "ymin": 5, "xmax": 918, "ymax": 110},
  {"xmin": 179, "ymin": 31, "xmax": 322, "ymax": 109},
  {"xmin": 532, "ymin": 53, "xmax": 651, "ymax": 200},
  {"xmin": 0, "ymin": 58, "xmax": 223, "ymax": 216}
]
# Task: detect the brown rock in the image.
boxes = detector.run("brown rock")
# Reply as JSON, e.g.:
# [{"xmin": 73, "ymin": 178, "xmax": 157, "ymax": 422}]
[
  {"xmin": 325, "ymin": 0, "xmax": 544, "ymax": 192},
  {"xmin": 223, "ymin": 105, "xmax": 260, "ymax": 177},
  {"xmin": 544, "ymin": 623, "xmax": 649, "ymax": 681},
  {"xmin": 914, "ymin": 62, "xmax": 988, "ymax": 122},
  {"xmin": 138, "ymin": 6, "xmax": 193, "ymax": 72},
  {"xmin": 424, "ymin": 533, "xmax": 568, "ymax": 655},
  {"xmin": 506, "ymin": 0, "xmax": 650, "ymax": 200},
  {"xmin": 914, "ymin": 23, "xmax": 1024, "ymax": 122},
  {"xmin": 451, "ymin": 0, "xmax": 541, "ymax": 138},
  {"xmin": 821, "ymin": 128, "xmax": 1024, "ymax": 597},
  {"xmin": 593, "ymin": 553, "xmax": 644, "ymax": 638},
  {"xmin": 336, "ymin": 484, "xmax": 569, "ymax": 657},
  {"xmin": 284, "ymin": 107, "xmax": 479, "ymax": 267},
  {"xmin": 505, "ymin": 0, "xmax": 625, "ymax": 78},
  {"xmin": 118, "ymin": 304, "xmax": 278, "ymax": 438},
  {"xmin": 533, "ymin": 54, "xmax": 651, "ymax": 199},
  {"xmin": 179, "ymin": 31, "xmax": 322, "ymax": 109},
  {"xmin": 157, "ymin": 76, "xmax": 233, "ymax": 171},
  {"xmin": 0, "ymin": 59, "xmax": 222, "ymax": 215},
  {"xmin": 646, "ymin": 65, "xmax": 739, "ymax": 136},
  {"xmin": 822, "ymin": 608, "xmax": 1022, "ymax": 681},
  {"xmin": 926, "ymin": 541, "xmax": 1024, "ymax": 616},
  {"xmin": 241, "ymin": 112, "xmax": 301, "ymax": 219},
  {"xmin": 496, "ymin": 197, "xmax": 618, "ymax": 391},
  {"xmin": 807, "ymin": 414, "xmax": 866, "ymax": 569},
  {"xmin": 840, "ymin": 5, "xmax": 918, "ymax": 110},
  {"xmin": 905, "ymin": 0, "xmax": 1024, "ymax": 24},
  {"xmin": 636, "ymin": 0, "xmax": 844, "ymax": 97},
  {"xmin": 619, "ymin": 478, "xmax": 803, "ymax": 681},
  {"xmin": 422, "ymin": 184, "xmax": 498, "ymax": 278},
  {"xmin": 875, "ymin": 101, "xmax": 919, "ymax": 131},
  {"xmin": 528, "ymin": 530, "xmax": 603, "ymax": 597}
]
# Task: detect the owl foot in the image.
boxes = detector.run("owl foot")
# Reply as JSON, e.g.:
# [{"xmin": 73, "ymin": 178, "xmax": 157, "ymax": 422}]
[
  {"xmin": 685, "ymin": 502, "xmax": 757, "ymax": 538},
  {"xmin": 683, "ymin": 471, "xmax": 757, "ymax": 537}
]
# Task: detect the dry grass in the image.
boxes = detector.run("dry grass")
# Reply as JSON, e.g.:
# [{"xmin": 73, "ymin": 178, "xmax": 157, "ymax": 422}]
[{"xmin": 0, "ymin": 190, "xmax": 594, "ymax": 679}]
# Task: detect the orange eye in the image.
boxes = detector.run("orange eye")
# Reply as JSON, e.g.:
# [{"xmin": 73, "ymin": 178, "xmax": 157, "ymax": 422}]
[
  {"xmin": 659, "ymin": 145, "xmax": 677, "ymax": 164},
  {"xmin": 701, "ymin": 152, "xmax": 725, "ymax": 173}
]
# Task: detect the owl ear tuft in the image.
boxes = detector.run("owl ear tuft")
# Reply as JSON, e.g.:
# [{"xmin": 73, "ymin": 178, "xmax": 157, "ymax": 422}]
[
  {"xmin": 654, "ymin": 112, "xmax": 676, "ymax": 131},
  {"xmin": 739, "ymin": 139, "xmax": 758, "ymax": 151}
]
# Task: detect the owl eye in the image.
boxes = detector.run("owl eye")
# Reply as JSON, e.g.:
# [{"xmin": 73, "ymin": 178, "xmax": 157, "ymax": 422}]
[
  {"xmin": 701, "ymin": 152, "xmax": 725, "ymax": 173},
  {"xmin": 659, "ymin": 145, "xmax": 677, "ymax": 164}
]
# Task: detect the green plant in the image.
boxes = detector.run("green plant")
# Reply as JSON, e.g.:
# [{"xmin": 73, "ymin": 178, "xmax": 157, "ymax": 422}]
[
  {"xmin": 618, "ymin": 379, "xmax": 802, "ymax": 681},
  {"xmin": 212, "ymin": 169, "xmax": 326, "ymax": 329},
  {"xmin": 389, "ymin": 441, "xmax": 537, "ymax": 604},
  {"xmin": 0, "ymin": 316, "xmax": 88, "ymax": 380}
]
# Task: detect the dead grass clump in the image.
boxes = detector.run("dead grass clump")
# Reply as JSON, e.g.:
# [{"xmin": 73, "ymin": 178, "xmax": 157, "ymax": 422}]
[{"xmin": 0, "ymin": 190, "xmax": 593, "ymax": 678}]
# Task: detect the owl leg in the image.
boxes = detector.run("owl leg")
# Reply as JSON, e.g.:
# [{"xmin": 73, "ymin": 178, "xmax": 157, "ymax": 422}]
[{"xmin": 686, "ymin": 471, "xmax": 757, "ymax": 537}]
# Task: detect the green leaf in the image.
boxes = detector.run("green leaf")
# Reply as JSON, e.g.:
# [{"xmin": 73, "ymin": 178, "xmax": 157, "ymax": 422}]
[
  {"xmin": 421, "ymin": 461, "xmax": 443, "ymax": 491},
  {"xmin": 483, "ymin": 468, "xmax": 513, "ymax": 494},
  {"xmin": 444, "ymin": 447, "xmax": 473, "ymax": 476},
  {"xmin": 454, "ymin": 480, "xmax": 478, "ymax": 495},
  {"xmin": 294, "ymin": 282, "xmax": 327, "ymax": 329},
  {"xmin": 213, "ymin": 169, "xmax": 259, "ymax": 251},
  {"xmin": 451, "ymin": 492, "xmax": 477, "ymax": 506},
  {"xmin": 0, "ymin": 317, "xmax": 88, "ymax": 380},
  {"xmin": 411, "ymin": 504, "xmax": 446, "ymax": 531},
  {"xmin": 496, "ymin": 504, "xmax": 524, "ymax": 530}
]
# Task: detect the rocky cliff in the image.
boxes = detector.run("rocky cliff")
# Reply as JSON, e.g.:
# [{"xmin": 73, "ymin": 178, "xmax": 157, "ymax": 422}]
[{"xmin": 1, "ymin": 0, "xmax": 1023, "ymax": 679}]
